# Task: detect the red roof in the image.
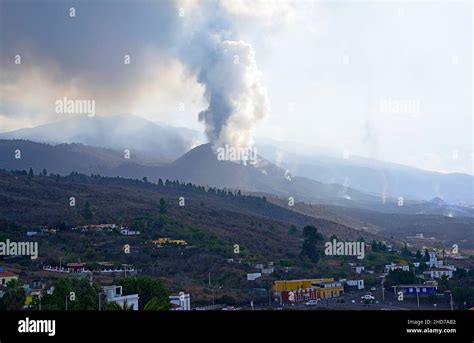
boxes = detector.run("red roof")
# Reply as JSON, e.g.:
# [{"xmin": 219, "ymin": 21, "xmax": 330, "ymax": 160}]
[
  {"xmin": 66, "ymin": 263, "xmax": 84, "ymax": 268},
  {"xmin": 0, "ymin": 271, "xmax": 18, "ymax": 278}
]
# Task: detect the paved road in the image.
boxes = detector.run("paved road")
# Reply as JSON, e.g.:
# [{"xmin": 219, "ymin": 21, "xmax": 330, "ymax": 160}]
[{"xmin": 263, "ymin": 288, "xmax": 452, "ymax": 311}]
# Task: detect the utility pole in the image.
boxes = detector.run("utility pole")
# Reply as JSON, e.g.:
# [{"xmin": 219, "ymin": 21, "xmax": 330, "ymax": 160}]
[
  {"xmin": 65, "ymin": 295, "xmax": 68, "ymax": 311},
  {"xmin": 98, "ymin": 291, "xmax": 103, "ymax": 311},
  {"xmin": 381, "ymin": 278, "xmax": 385, "ymax": 301},
  {"xmin": 268, "ymin": 283, "xmax": 271, "ymax": 307},
  {"xmin": 416, "ymin": 287, "xmax": 420, "ymax": 309}
]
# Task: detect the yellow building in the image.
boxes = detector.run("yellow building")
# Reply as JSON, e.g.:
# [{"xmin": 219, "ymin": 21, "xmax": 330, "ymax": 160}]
[
  {"xmin": 152, "ymin": 238, "xmax": 188, "ymax": 246},
  {"xmin": 312, "ymin": 281, "xmax": 344, "ymax": 299},
  {"xmin": 272, "ymin": 278, "xmax": 334, "ymax": 292},
  {"xmin": 272, "ymin": 278, "xmax": 344, "ymax": 299}
]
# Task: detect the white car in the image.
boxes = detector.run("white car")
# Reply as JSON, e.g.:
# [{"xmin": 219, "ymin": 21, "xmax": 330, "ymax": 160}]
[
  {"xmin": 370, "ymin": 287, "xmax": 376, "ymax": 291},
  {"xmin": 361, "ymin": 295, "xmax": 375, "ymax": 301},
  {"xmin": 305, "ymin": 300, "xmax": 318, "ymax": 306}
]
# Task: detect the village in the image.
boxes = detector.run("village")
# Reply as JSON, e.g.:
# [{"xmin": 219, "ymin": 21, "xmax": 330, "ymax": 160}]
[{"xmin": 0, "ymin": 222, "xmax": 472, "ymax": 311}]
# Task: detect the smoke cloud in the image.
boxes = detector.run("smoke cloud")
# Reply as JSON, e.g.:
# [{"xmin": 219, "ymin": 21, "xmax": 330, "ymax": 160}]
[
  {"xmin": 196, "ymin": 39, "xmax": 269, "ymax": 150},
  {"xmin": 1, "ymin": 0, "xmax": 273, "ymax": 150},
  {"xmin": 176, "ymin": 1, "xmax": 272, "ymax": 151}
]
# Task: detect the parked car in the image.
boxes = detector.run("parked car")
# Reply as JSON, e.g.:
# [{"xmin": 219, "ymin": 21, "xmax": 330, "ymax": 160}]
[
  {"xmin": 305, "ymin": 300, "xmax": 318, "ymax": 306},
  {"xmin": 361, "ymin": 294, "xmax": 375, "ymax": 301},
  {"xmin": 370, "ymin": 287, "xmax": 376, "ymax": 291}
]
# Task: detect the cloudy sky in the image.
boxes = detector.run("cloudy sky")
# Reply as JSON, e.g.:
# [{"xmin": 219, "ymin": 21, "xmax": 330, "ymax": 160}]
[{"xmin": 0, "ymin": 0, "xmax": 472, "ymax": 174}]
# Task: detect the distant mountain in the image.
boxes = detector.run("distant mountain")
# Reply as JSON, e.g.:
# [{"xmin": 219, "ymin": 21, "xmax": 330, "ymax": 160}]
[
  {"xmin": 0, "ymin": 139, "xmax": 381, "ymax": 208},
  {"xmin": 0, "ymin": 140, "xmax": 125, "ymax": 175},
  {"xmin": 4, "ymin": 116, "xmax": 472, "ymax": 204},
  {"xmin": 0, "ymin": 115, "xmax": 206, "ymax": 162},
  {"xmin": 0, "ymin": 139, "xmax": 169, "ymax": 176},
  {"xmin": 256, "ymin": 142, "xmax": 474, "ymax": 205},
  {"xmin": 109, "ymin": 143, "xmax": 382, "ymax": 207},
  {"xmin": 3, "ymin": 139, "xmax": 472, "ymax": 219}
]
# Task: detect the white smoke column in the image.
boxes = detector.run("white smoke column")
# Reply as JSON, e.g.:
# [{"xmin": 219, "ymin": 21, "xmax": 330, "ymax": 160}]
[{"xmin": 197, "ymin": 38, "xmax": 269, "ymax": 151}]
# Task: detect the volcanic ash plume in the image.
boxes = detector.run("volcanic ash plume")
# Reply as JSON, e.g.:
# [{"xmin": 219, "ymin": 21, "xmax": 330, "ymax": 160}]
[{"xmin": 197, "ymin": 39, "xmax": 269, "ymax": 151}]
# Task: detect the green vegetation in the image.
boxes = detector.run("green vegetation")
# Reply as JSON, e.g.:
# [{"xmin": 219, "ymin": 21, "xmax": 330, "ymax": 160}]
[
  {"xmin": 159, "ymin": 198, "xmax": 167, "ymax": 214},
  {"xmin": 144, "ymin": 297, "xmax": 172, "ymax": 311},
  {"xmin": 453, "ymin": 288, "xmax": 474, "ymax": 309},
  {"xmin": 370, "ymin": 240, "xmax": 388, "ymax": 253},
  {"xmin": 119, "ymin": 276, "xmax": 170, "ymax": 311},
  {"xmin": 385, "ymin": 270, "xmax": 422, "ymax": 288},
  {"xmin": 39, "ymin": 278, "xmax": 102, "ymax": 310},
  {"xmin": 83, "ymin": 201, "xmax": 94, "ymax": 222},
  {"xmin": 29, "ymin": 276, "xmax": 170, "ymax": 311},
  {"xmin": 288, "ymin": 225, "xmax": 298, "ymax": 235},
  {"xmin": 300, "ymin": 225, "xmax": 325, "ymax": 263},
  {"xmin": 107, "ymin": 300, "xmax": 135, "ymax": 311},
  {"xmin": 0, "ymin": 279, "xmax": 26, "ymax": 310},
  {"xmin": 364, "ymin": 251, "xmax": 404, "ymax": 273}
]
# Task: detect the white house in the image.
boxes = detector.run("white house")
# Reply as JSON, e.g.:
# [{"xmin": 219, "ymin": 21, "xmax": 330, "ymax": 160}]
[
  {"xmin": 169, "ymin": 292, "xmax": 191, "ymax": 311},
  {"xmin": 120, "ymin": 228, "xmax": 140, "ymax": 236},
  {"xmin": 346, "ymin": 279, "xmax": 365, "ymax": 290},
  {"xmin": 103, "ymin": 285, "xmax": 139, "ymax": 310},
  {"xmin": 247, "ymin": 273, "xmax": 261, "ymax": 281},
  {"xmin": 385, "ymin": 263, "xmax": 409, "ymax": 273},
  {"xmin": 427, "ymin": 252, "xmax": 439, "ymax": 268},
  {"xmin": 423, "ymin": 268, "xmax": 454, "ymax": 280},
  {"xmin": 0, "ymin": 268, "xmax": 18, "ymax": 286}
]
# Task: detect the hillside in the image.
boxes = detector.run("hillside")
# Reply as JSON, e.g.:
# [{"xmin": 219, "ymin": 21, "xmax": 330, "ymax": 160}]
[
  {"xmin": 0, "ymin": 170, "xmax": 387, "ymax": 301},
  {"xmin": 324, "ymin": 205, "xmax": 474, "ymax": 249},
  {"xmin": 0, "ymin": 139, "xmax": 382, "ymax": 208},
  {"xmin": 0, "ymin": 170, "xmax": 381, "ymax": 244}
]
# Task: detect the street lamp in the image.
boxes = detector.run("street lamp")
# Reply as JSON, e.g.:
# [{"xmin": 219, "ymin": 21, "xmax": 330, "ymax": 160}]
[
  {"xmin": 98, "ymin": 291, "xmax": 104, "ymax": 311},
  {"xmin": 449, "ymin": 291, "xmax": 453, "ymax": 311}
]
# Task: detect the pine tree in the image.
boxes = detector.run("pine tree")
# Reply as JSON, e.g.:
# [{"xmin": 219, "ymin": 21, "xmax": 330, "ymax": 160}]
[
  {"xmin": 159, "ymin": 198, "xmax": 167, "ymax": 214},
  {"xmin": 83, "ymin": 201, "xmax": 93, "ymax": 221}
]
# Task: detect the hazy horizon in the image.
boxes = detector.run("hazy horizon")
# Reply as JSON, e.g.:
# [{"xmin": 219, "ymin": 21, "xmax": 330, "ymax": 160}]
[
  {"xmin": 1, "ymin": 113, "xmax": 473, "ymax": 178},
  {"xmin": 1, "ymin": 0, "xmax": 472, "ymax": 175}
]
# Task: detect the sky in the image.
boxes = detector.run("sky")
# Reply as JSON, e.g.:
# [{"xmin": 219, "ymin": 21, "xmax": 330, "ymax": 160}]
[{"xmin": 0, "ymin": 0, "xmax": 472, "ymax": 174}]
